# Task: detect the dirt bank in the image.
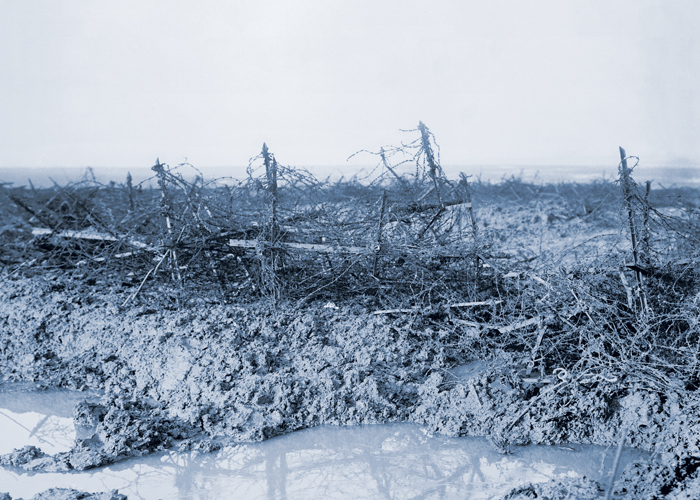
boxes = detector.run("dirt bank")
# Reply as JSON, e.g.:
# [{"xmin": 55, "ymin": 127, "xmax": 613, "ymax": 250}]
[
  {"xmin": 0, "ymin": 489, "xmax": 125, "ymax": 500},
  {"xmin": 1, "ymin": 273, "xmax": 700, "ymax": 498}
]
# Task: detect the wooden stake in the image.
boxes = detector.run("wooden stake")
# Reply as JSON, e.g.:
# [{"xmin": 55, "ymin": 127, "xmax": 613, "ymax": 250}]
[
  {"xmin": 262, "ymin": 144, "xmax": 279, "ymax": 242},
  {"xmin": 618, "ymin": 147, "xmax": 646, "ymax": 313},
  {"xmin": 619, "ymin": 148, "xmax": 641, "ymax": 280},
  {"xmin": 418, "ymin": 121, "xmax": 443, "ymax": 207},
  {"xmin": 152, "ymin": 159, "xmax": 182, "ymax": 289},
  {"xmin": 126, "ymin": 172, "xmax": 134, "ymax": 212},
  {"xmin": 642, "ymin": 180, "xmax": 651, "ymax": 266},
  {"xmin": 261, "ymin": 143, "xmax": 280, "ymax": 299}
]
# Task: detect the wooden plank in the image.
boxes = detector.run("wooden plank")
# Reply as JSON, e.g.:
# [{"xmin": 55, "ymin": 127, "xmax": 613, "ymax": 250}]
[
  {"xmin": 374, "ymin": 300, "xmax": 502, "ymax": 315},
  {"xmin": 449, "ymin": 300, "xmax": 502, "ymax": 308},
  {"xmin": 32, "ymin": 227, "xmax": 117, "ymax": 241},
  {"xmin": 31, "ymin": 227, "xmax": 154, "ymax": 250},
  {"xmin": 498, "ymin": 315, "xmax": 553, "ymax": 334},
  {"xmin": 227, "ymin": 239, "xmax": 368, "ymax": 255}
]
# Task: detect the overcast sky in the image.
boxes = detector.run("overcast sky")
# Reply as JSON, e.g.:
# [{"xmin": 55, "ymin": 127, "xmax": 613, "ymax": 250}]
[{"xmin": 1, "ymin": 0, "xmax": 698, "ymax": 183}]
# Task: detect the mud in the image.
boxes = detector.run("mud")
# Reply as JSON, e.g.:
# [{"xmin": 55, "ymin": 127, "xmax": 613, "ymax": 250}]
[
  {"xmin": 1, "ymin": 274, "xmax": 699, "ymax": 498},
  {"xmin": 0, "ymin": 489, "xmax": 125, "ymax": 500},
  {"xmin": 501, "ymin": 476, "xmax": 603, "ymax": 499},
  {"xmin": 1, "ymin": 398, "xmax": 195, "ymax": 472}
]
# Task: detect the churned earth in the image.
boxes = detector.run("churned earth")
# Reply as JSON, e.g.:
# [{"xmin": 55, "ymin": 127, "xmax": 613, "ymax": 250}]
[{"xmin": 1, "ymin": 272, "xmax": 700, "ymax": 499}]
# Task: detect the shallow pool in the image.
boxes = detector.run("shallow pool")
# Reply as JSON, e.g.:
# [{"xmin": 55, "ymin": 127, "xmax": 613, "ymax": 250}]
[{"xmin": 0, "ymin": 385, "xmax": 648, "ymax": 499}]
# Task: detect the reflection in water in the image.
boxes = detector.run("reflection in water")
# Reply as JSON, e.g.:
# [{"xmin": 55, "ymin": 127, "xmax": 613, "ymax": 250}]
[
  {"xmin": 0, "ymin": 387, "xmax": 650, "ymax": 500},
  {"xmin": 0, "ymin": 410, "xmax": 76, "ymax": 455},
  {"xmin": 0, "ymin": 384, "xmax": 98, "ymax": 455}
]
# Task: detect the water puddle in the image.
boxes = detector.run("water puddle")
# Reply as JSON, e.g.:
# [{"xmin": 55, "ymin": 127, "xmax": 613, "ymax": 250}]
[
  {"xmin": 1, "ymin": 385, "xmax": 649, "ymax": 499},
  {"xmin": 0, "ymin": 383, "xmax": 98, "ymax": 456}
]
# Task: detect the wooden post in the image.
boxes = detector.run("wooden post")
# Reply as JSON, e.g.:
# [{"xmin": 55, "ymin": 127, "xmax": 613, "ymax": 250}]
[
  {"xmin": 413, "ymin": 122, "xmax": 446, "ymax": 244},
  {"xmin": 271, "ymin": 158, "xmax": 278, "ymax": 241},
  {"xmin": 262, "ymin": 143, "xmax": 278, "ymax": 243},
  {"xmin": 642, "ymin": 180, "xmax": 651, "ymax": 267},
  {"xmin": 126, "ymin": 172, "xmax": 134, "ymax": 212},
  {"xmin": 619, "ymin": 148, "xmax": 640, "ymax": 272},
  {"xmin": 418, "ymin": 121, "xmax": 443, "ymax": 206},
  {"xmin": 373, "ymin": 190, "xmax": 388, "ymax": 278},
  {"xmin": 618, "ymin": 147, "xmax": 646, "ymax": 312},
  {"xmin": 152, "ymin": 159, "xmax": 182, "ymax": 288},
  {"xmin": 261, "ymin": 143, "xmax": 280, "ymax": 299}
]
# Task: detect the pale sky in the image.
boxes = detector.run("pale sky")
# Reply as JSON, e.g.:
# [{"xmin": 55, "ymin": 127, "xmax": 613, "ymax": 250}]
[{"xmin": 1, "ymin": 0, "xmax": 699, "ymax": 182}]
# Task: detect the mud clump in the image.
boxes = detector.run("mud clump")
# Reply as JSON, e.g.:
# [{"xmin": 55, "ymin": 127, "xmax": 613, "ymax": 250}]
[
  {"xmin": 0, "ymin": 398, "xmax": 197, "ymax": 472},
  {"xmin": 73, "ymin": 400, "xmax": 107, "ymax": 427},
  {"xmin": 94, "ymin": 398, "xmax": 193, "ymax": 460},
  {"xmin": 0, "ymin": 446, "xmax": 47, "ymax": 468},
  {"xmin": 614, "ymin": 457, "xmax": 700, "ymax": 499},
  {"xmin": 176, "ymin": 438, "xmax": 223, "ymax": 453},
  {"xmin": 0, "ymin": 489, "xmax": 126, "ymax": 500},
  {"xmin": 500, "ymin": 476, "xmax": 603, "ymax": 500}
]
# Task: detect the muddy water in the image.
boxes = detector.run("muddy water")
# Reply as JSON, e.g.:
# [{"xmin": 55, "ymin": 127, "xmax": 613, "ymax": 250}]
[
  {"xmin": 0, "ymin": 383, "xmax": 98, "ymax": 456},
  {"xmin": 0, "ymin": 386, "xmax": 649, "ymax": 500}
]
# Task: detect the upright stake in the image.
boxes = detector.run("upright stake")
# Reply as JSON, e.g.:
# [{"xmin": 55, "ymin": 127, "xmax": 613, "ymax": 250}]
[
  {"xmin": 642, "ymin": 180, "xmax": 651, "ymax": 267},
  {"xmin": 418, "ymin": 121, "xmax": 443, "ymax": 207},
  {"xmin": 126, "ymin": 172, "xmax": 134, "ymax": 212},
  {"xmin": 262, "ymin": 144, "xmax": 278, "ymax": 243},
  {"xmin": 262, "ymin": 143, "xmax": 280, "ymax": 299},
  {"xmin": 373, "ymin": 190, "xmax": 388, "ymax": 278},
  {"xmin": 271, "ymin": 158, "xmax": 278, "ymax": 240},
  {"xmin": 415, "ymin": 122, "xmax": 446, "ymax": 245},
  {"xmin": 152, "ymin": 159, "xmax": 182, "ymax": 289},
  {"xmin": 619, "ymin": 147, "xmax": 641, "ymax": 276},
  {"xmin": 618, "ymin": 147, "xmax": 646, "ymax": 313}
]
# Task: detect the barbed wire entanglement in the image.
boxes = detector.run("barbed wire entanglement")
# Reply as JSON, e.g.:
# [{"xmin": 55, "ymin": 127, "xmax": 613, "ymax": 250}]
[{"xmin": 1, "ymin": 128, "xmax": 699, "ymax": 392}]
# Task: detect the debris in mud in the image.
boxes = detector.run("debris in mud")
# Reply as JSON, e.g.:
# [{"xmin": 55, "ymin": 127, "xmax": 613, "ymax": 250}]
[
  {"xmin": 499, "ymin": 476, "xmax": 603, "ymax": 500},
  {"xmin": 1, "ymin": 157, "xmax": 700, "ymax": 497},
  {"xmin": 73, "ymin": 400, "xmax": 107, "ymax": 427},
  {"xmin": 0, "ymin": 488, "xmax": 126, "ymax": 500},
  {"xmin": 614, "ymin": 457, "xmax": 700, "ymax": 499},
  {"xmin": 94, "ymin": 398, "xmax": 193, "ymax": 459},
  {"xmin": 176, "ymin": 437, "xmax": 223, "ymax": 453},
  {"xmin": 0, "ymin": 446, "xmax": 47, "ymax": 468},
  {"xmin": 0, "ymin": 397, "xmax": 197, "ymax": 472}
]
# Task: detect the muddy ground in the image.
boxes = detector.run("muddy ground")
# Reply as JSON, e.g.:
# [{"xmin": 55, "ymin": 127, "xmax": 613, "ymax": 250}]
[{"xmin": 0, "ymin": 272, "xmax": 699, "ymax": 499}]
